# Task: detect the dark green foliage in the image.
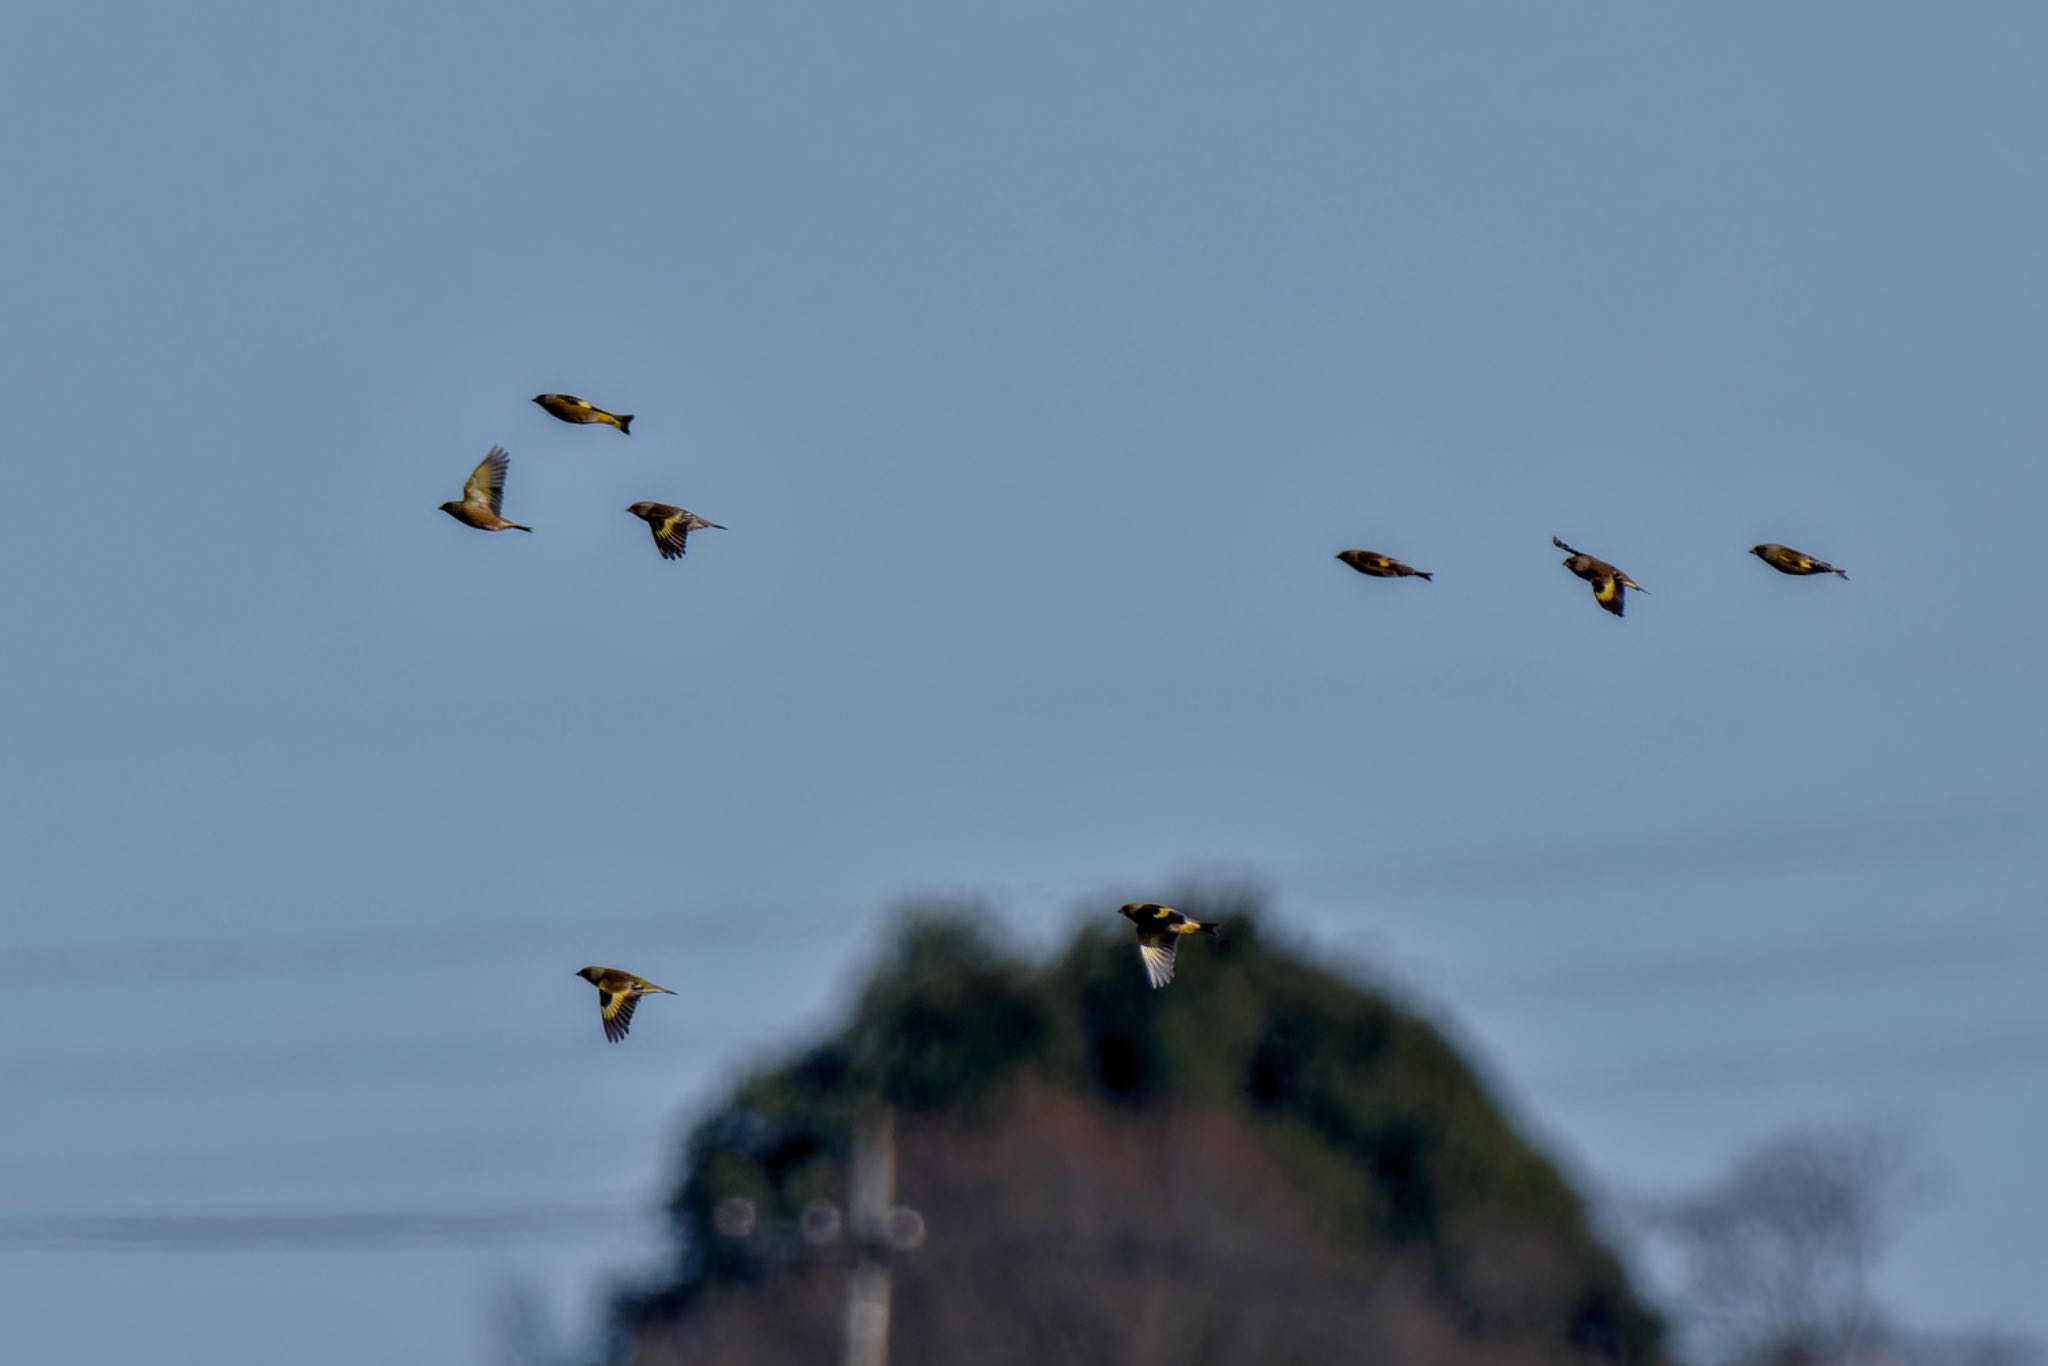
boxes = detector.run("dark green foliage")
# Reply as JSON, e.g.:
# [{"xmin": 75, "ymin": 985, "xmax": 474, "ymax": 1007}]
[
  {"xmin": 846, "ymin": 909, "xmax": 1052, "ymax": 1114},
  {"xmin": 618, "ymin": 890, "xmax": 1663, "ymax": 1363}
]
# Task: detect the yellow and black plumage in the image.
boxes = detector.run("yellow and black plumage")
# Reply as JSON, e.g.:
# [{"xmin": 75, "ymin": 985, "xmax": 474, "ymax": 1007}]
[
  {"xmin": 439, "ymin": 446, "xmax": 532, "ymax": 532},
  {"xmin": 533, "ymin": 393, "xmax": 633, "ymax": 434},
  {"xmin": 627, "ymin": 502, "xmax": 726, "ymax": 559},
  {"xmin": 574, "ymin": 966, "xmax": 675, "ymax": 1043},
  {"xmin": 1116, "ymin": 902, "xmax": 1218, "ymax": 989},
  {"xmin": 1750, "ymin": 543, "xmax": 1848, "ymax": 579},
  {"xmin": 1553, "ymin": 536, "xmax": 1643, "ymax": 618},
  {"xmin": 1335, "ymin": 550, "xmax": 1432, "ymax": 581}
]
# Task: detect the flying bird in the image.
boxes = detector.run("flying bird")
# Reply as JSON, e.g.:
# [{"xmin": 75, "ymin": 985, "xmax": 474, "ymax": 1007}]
[
  {"xmin": 1750, "ymin": 543, "xmax": 1848, "ymax": 579},
  {"xmin": 533, "ymin": 393, "xmax": 633, "ymax": 434},
  {"xmin": 1335, "ymin": 550, "xmax": 1433, "ymax": 581},
  {"xmin": 1116, "ymin": 902, "xmax": 1218, "ymax": 989},
  {"xmin": 1553, "ymin": 536, "xmax": 1643, "ymax": 618},
  {"xmin": 574, "ymin": 966, "xmax": 675, "ymax": 1043},
  {"xmin": 439, "ymin": 446, "xmax": 531, "ymax": 532},
  {"xmin": 628, "ymin": 502, "xmax": 726, "ymax": 559}
]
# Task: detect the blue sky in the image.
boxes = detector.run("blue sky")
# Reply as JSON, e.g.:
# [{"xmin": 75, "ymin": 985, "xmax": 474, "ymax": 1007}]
[{"xmin": 2, "ymin": 3, "xmax": 2044, "ymax": 1361}]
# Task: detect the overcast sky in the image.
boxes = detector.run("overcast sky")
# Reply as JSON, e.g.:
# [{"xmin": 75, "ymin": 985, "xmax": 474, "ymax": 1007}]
[{"xmin": 2, "ymin": 4, "xmax": 2044, "ymax": 1362}]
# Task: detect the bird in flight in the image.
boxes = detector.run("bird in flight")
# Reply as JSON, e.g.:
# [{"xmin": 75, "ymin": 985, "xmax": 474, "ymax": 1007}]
[
  {"xmin": 628, "ymin": 502, "xmax": 726, "ymax": 559},
  {"xmin": 533, "ymin": 393, "xmax": 633, "ymax": 434},
  {"xmin": 1553, "ymin": 536, "xmax": 1642, "ymax": 617},
  {"xmin": 1116, "ymin": 902, "xmax": 1218, "ymax": 989},
  {"xmin": 574, "ymin": 966, "xmax": 675, "ymax": 1043},
  {"xmin": 1750, "ymin": 543, "xmax": 1848, "ymax": 579},
  {"xmin": 1335, "ymin": 550, "xmax": 1433, "ymax": 582},
  {"xmin": 439, "ymin": 446, "xmax": 531, "ymax": 532}
]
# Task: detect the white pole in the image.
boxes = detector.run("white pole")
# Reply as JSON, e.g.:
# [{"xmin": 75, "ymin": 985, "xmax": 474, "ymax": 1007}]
[{"xmin": 842, "ymin": 1108, "xmax": 896, "ymax": 1366}]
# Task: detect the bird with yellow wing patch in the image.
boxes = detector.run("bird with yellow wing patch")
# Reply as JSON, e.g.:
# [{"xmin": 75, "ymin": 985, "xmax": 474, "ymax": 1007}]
[
  {"xmin": 627, "ymin": 502, "xmax": 726, "ymax": 560},
  {"xmin": 439, "ymin": 446, "xmax": 531, "ymax": 533},
  {"xmin": 1553, "ymin": 536, "xmax": 1643, "ymax": 618},
  {"xmin": 533, "ymin": 393, "xmax": 633, "ymax": 434},
  {"xmin": 1116, "ymin": 902, "xmax": 1218, "ymax": 989},
  {"xmin": 574, "ymin": 966, "xmax": 675, "ymax": 1043}
]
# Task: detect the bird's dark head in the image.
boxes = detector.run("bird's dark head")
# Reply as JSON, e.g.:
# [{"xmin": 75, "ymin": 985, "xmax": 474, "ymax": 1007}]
[
  {"xmin": 626, "ymin": 502, "xmax": 653, "ymax": 519},
  {"xmin": 532, "ymin": 394, "xmax": 548, "ymax": 405},
  {"xmin": 438, "ymin": 500, "xmax": 462, "ymax": 517},
  {"xmin": 1748, "ymin": 544, "xmax": 1768, "ymax": 557},
  {"xmin": 574, "ymin": 966, "xmax": 601, "ymax": 983},
  {"xmin": 1116, "ymin": 902, "xmax": 1141, "ymax": 922}
]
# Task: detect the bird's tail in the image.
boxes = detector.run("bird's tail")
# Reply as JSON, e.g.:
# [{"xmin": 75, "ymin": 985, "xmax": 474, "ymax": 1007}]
[
  {"xmin": 1831, "ymin": 568, "xmax": 1849, "ymax": 580},
  {"xmin": 615, "ymin": 413, "xmax": 634, "ymax": 434},
  {"xmin": 1623, "ymin": 579, "xmax": 1646, "ymax": 593},
  {"xmin": 1552, "ymin": 535, "xmax": 1577, "ymax": 555},
  {"xmin": 708, "ymin": 522, "xmax": 728, "ymax": 531},
  {"xmin": 1193, "ymin": 920, "xmax": 1219, "ymax": 936},
  {"xmin": 1415, "ymin": 570, "xmax": 1434, "ymax": 582},
  {"xmin": 510, "ymin": 523, "xmax": 534, "ymax": 533}
]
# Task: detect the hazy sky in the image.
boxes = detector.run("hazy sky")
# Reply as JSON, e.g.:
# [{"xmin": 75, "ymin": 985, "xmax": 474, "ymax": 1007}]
[{"xmin": 3, "ymin": 4, "xmax": 2044, "ymax": 1362}]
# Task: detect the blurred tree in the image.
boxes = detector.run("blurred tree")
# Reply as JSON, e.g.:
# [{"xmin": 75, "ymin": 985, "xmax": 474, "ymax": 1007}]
[
  {"xmin": 605, "ymin": 888, "xmax": 1665, "ymax": 1365},
  {"xmin": 1647, "ymin": 1122, "xmax": 1926, "ymax": 1366}
]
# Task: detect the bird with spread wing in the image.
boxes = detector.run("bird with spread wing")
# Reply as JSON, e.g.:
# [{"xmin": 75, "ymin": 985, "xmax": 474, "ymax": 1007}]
[
  {"xmin": 1553, "ymin": 536, "xmax": 1642, "ymax": 617},
  {"xmin": 574, "ymin": 966, "xmax": 675, "ymax": 1043},
  {"xmin": 439, "ymin": 446, "xmax": 531, "ymax": 533},
  {"xmin": 1116, "ymin": 902, "xmax": 1218, "ymax": 989},
  {"xmin": 627, "ymin": 502, "xmax": 726, "ymax": 560}
]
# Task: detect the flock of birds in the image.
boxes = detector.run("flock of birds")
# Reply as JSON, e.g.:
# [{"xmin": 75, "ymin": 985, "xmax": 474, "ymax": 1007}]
[
  {"xmin": 436, "ymin": 393, "xmax": 725, "ymax": 559},
  {"xmin": 450, "ymin": 389, "xmax": 1853, "ymax": 1035},
  {"xmin": 577, "ymin": 901, "xmax": 1217, "ymax": 1042},
  {"xmin": 1340, "ymin": 535, "xmax": 1848, "ymax": 618}
]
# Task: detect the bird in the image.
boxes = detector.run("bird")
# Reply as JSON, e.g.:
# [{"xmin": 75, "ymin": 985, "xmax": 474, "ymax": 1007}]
[
  {"xmin": 533, "ymin": 393, "xmax": 633, "ymax": 434},
  {"xmin": 574, "ymin": 966, "xmax": 675, "ymax": 1043},
  {"xmin": 1335, "ymin": 550, "xmax": 1433, "ymax": 581},
  {"xmin": 627, "ymin": 502, "xmax": 726, "ymax": 559},
  {"xmin": 1553, "ymin": 536, "xmax": 1643, "ymax": 618},
  {"xmin": 1116, "ymin": 902, "xmax": 1218, "ymax": 989},
  {"xmin": 1750, "ymin": 543, "xmax": 1848, "ymax": 579},
  {"xmin": 439, "ymin": 446, "xmax": 531, "ymax": 532}
]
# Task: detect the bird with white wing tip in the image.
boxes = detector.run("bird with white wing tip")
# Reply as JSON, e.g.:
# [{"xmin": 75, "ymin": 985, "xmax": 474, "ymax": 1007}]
[{"xmin": 1116, "ymin": 902, "xmax": 1218, "ymax": 989}]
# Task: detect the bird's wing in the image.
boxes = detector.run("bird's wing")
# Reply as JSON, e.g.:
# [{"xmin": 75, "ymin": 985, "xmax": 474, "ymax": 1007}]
[
  {"xmin": 1594, "ymin": 577, "xmax": 1625, "ymax": 617},
  {"xmin": 599, "ymin": 989, "xmax": 639, "ymax": 1043},
  {"xmin": 652, "ymin": 515, "xmax": 691, "ymax": 559},
  {"xmin": 1138, "ymin": 940, "xmax": 1177, "ymax": 989},
  {"xmin": 465, "ymin": 447, "xmax": 510, "ymax": 514}
]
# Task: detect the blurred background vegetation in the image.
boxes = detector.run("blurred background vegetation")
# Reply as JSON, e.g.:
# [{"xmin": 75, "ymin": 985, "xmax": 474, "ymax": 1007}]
[{"xmin": 601, "ymin": 885, "xmax": 1663, "ymax": 1366}]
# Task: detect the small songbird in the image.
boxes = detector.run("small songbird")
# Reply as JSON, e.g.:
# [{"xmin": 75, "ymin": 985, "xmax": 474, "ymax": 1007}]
[
  {"xmin": 439, "ymin": 446, "xmax": 532, "ymax": 532},
  {"xmin": 1553, "ymin": 536, "xmax": 1643, "ymax": 618},
  {"xmin": 627, "ymin": 502, "xmax": 726, "ymax": 559},
  {"xmin": 574, "ymin": 966, "xmax": 675, "ymax": 1043},
  {"xmin": 533, "ymin": 393, "xmax": 633, "ymax": 434},
  {"xmin": 1750, "ymin": 543, "xmax": 1848, "ymax": 579},
  {"xmin": 1336, "ymin": 550, "xmax": 1433, "ymax": 582},
  {"xmin": 1116, "ymin": 902, "xmax": 1218, "ymax": 990}
]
